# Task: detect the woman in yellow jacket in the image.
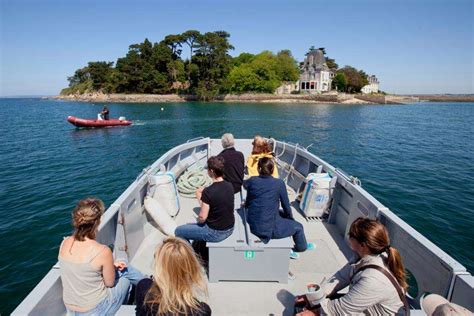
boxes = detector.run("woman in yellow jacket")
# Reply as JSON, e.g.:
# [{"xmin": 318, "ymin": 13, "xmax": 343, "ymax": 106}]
[{"xmin": 246, "ymin": 136, "xmax": 279, "ymax": 178}]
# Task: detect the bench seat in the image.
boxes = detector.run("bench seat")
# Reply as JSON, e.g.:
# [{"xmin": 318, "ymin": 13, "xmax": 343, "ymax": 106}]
[{"xmin": 207, "ymin": 192, "xmax": 293, "ymax": 283}]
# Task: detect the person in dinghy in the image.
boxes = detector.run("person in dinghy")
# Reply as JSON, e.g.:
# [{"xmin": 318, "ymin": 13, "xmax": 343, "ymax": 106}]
[{"xmin": 98, "ymin": 105, "xmax": 110, "ymax": 121}]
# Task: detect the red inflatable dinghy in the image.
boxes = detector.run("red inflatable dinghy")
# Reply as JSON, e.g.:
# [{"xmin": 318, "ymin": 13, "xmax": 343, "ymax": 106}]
[{"xmin": 67, "ymin": 116, "xmax": 132, "ymax": 128}]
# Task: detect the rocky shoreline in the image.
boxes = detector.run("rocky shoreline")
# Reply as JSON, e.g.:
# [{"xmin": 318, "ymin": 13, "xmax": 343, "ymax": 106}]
[{"xmin": 54, "ymin": 92, "xmax": 426, "ymax": 104}]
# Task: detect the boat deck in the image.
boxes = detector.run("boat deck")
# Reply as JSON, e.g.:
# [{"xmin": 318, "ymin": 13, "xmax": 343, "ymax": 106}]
[{"xmin": 129, "ymin": 188, "xmax": 352, "ymax": 315}]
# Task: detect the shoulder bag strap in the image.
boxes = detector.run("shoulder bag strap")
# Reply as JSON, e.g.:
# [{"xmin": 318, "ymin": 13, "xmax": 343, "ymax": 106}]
[{"xmin": 357, "ymin": 264, "xmax": 410, "ymax": 315}]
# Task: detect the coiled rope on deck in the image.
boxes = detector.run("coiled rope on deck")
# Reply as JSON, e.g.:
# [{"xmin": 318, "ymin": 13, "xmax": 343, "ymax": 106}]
[{"xmin": 176, "ymin": 167, "xmax": 212, "ymax": 198}]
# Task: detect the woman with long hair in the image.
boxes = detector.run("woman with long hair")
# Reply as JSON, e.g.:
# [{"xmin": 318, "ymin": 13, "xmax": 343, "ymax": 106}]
[
  {"xmin": 296, "ymin": 217, "xmax": 408, "ymax": 315},
  {"xmin": 246, "ymin": 135, "xmax": 279, "ymax": 178},
  {"xmin": 135, "ymin": 237, "xmax": 211, "ymax": 316},
  {"xmin": 59, "ymin": 197, "xmax": 145, "ymax": 315}
]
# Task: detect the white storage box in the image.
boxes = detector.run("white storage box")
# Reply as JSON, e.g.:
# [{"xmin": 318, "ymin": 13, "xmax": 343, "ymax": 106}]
[{"xmin": 300, "ymin": 173, "xmax": 332, "ymax": 217}]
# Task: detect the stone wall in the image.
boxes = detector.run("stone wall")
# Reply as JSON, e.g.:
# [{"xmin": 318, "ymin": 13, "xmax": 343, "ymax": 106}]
[
  {"xmin": 354, "ymin": 94, "xmax": 387, "ymax": 104},
  {"xmin": 355, "ymin": 94, "xmax": 420, "ymax": 104}
]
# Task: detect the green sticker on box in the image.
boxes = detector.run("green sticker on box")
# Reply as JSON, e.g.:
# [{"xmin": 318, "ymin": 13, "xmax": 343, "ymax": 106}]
[{"xmin": 244, "ymin": 251, "xmax": 255, "ymax": 260}]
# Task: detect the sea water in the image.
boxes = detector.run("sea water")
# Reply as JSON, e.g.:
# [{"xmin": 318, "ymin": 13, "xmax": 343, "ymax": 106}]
[{"xmin": 0, "ymin": 98, "xmax": 473, "ymax": 314}]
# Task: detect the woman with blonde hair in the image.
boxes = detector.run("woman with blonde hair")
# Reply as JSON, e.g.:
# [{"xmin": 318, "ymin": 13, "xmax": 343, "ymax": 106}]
[
  {"xmin": 246, "ymin": 135, "xmax": 279, "ymax": 178},
  {"xmin": 296, "ymin": 217, "xmax": 409, "ymax": 315},
  {"xmin": 59, "ymin": 197, "xmax": 144, "ymax": 315},
  {"xmin": 135, "ymin": 237, "xmax": 211, "ymax": 316}
]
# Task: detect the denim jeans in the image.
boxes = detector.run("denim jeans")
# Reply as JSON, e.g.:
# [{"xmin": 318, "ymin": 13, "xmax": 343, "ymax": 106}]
[
  {"xmin": 175, "ymin": 223, "xmax": 234, "ymax": 243},
  {"xmin": 290, "ymin": 221, "xmax": 308, "ymax": 252},
  {"xmin": 66, "ymin": 265, "xmax": 145, "ymax": 316},
  {"xmin": 273, "ymin": 218, "xmax": 308, "ymax": 252}
]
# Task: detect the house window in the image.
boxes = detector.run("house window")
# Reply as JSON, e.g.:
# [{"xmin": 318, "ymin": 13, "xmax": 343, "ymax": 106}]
[
  {"xmin": 301, "ymin": 82, "xmax": 305, "ymax": 90},
  {"xmin": 310, "ymin": 82, "xmax": 315, "ymax": 90}
]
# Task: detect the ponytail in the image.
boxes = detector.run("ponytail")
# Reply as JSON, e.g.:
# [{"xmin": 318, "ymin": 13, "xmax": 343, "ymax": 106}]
[
  {"xmin": 387, "ymin": 246, "xmax": 408, "ymax": 290},
  {"xmin": 349, "ymin": 218, "xmax": 408, "ymax": 291}
]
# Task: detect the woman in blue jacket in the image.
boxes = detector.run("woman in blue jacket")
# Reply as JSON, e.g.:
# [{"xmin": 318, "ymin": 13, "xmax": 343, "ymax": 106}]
[{"xmin": 244, "ymin": 157, "xmax": 308, "ymax": 256}]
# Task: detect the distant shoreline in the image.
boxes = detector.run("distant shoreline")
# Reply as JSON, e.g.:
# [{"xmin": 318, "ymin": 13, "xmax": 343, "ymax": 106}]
[
  {"xmin": 52, "ymin": 93, "xmax": 456, "ymax": 104},
  {"xmin": 411, "ymin": 95, "xmax": 474, "ymax": 102}
]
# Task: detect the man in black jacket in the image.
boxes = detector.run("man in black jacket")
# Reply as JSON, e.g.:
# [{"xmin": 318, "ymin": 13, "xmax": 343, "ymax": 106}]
[
  {"xmin": 217, "ymin": 133, "xmax": 245, "ymax": 193},
  {"xmin": 101, "ymin": 105, "xmax": 109, "ymax": 120}
]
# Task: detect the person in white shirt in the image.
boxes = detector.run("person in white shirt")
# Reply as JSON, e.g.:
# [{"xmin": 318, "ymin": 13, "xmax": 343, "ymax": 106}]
[{"xmin": 296, "ymin": 217, "xmax": 409, "ymax": 315}]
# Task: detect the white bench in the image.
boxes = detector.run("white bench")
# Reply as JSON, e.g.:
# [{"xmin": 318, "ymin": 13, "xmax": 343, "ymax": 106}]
[{"xmin": 207, "ymin": 192, "xmax": 293, "ymax": 283}]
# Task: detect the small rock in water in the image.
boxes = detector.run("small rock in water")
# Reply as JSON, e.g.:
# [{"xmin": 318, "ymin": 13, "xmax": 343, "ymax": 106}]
[{"xmin": 161, "ymin": 107, "xmax": 164, "ymax": 111}]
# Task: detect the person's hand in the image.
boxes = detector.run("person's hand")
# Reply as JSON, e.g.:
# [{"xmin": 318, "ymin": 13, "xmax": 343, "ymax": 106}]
[
  {"xmin": 195, "ymin": 187, "xmax": 204, "ymax": 200},
  {"xmin": 114, "ymin": 261, "xmax": 127, "ymax": 271},
  {"xmin": 294, "ymin": 295, "xmax": 320, "ymax": 316},
  {"xmin": 295, "ymin": 295, "xmax": 306, "ymax": 304}
]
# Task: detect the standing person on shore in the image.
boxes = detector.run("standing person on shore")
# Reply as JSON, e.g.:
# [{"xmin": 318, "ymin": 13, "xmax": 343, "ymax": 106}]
[
  {"xmin": 175, "ymin": 156, "xmax": 235, "ymax": 243},
  {"xmin": 217, "ymin": 133, "xmax": 245, "ymax": 193},
  {"xmin": 246, "ymin": 135, "xmax": 279, "ymax": 178},
  {"xmin": 244, "ymin": 157, "xmax": 309, "ymax": 258},
  {"xmin": 58, "ymin": 197, "xmax": 145, "ymax": 315},
  {"xmin": 295, "ymin": 217, "xmax": 409, "ymax": 316},
  {"xmin": 135, "ymin": 237, "xmax": 211, "ymax": 316}
]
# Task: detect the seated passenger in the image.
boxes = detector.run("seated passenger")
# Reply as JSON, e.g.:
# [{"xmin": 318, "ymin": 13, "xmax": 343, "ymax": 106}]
[
  {"xmin": 175, "ymin": 156, "xmax": 235, "ymax": 243},
  {"xmin": 421, "ymin": 293, "xmax": 472, "ymax": 316},
  {"xmin": 135, "ymin": 237, "xmax": 211, "ymax": 316},
  {"xmin": 217, "ymin": 133, "xmax": 245, "ymax": 193},
  {"xmin": 246, "ymin": 135, "xmax": 279, "ymax": 178},
  {"xmin": 58, "ymin": 198, "xmax": 145, "ymax": 315},
  {"xmin": 244, "ymin": 157, "xmax": 308, "ymax": 256},
  {"xmin": 295, "ymin": 217, "xmax": 409, "ymax": 316}
]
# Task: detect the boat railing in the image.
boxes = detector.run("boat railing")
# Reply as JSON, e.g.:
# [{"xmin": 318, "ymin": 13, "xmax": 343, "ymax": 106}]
[
  {"xmin": 186, "ymin": 136, "xmax": 206, "ymax": 143},
  {"xmin": 271, "ymin": 139, "xmax": 473, "ymax": 310},
  {"xmin": 11, "ymin": 138, "xmax": 474, "ymax": 314}
]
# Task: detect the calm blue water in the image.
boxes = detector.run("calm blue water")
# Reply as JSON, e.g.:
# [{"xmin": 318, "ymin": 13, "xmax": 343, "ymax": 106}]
[{"xmin": 0, "ymin": 99, "xmax": 473, "ymax": 314}]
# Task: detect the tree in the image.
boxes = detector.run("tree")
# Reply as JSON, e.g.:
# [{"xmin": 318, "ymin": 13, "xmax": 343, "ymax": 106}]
[
  {"xmin": 115, "ymin": 49, "xmax": 145, "ymax": 92},
  {"xmin": 226, "ymin": 50, "xmax": 298, "ymax": 93},
  {"xmin": 332, "ymin": 72, "xmax": 347, "ymax": 91},
  {"xmin": 232, "ymin": 52, "xmax": 255, "ymax": 67},
  {"xmin": 326, "ymin": 57, "xmax": 338, "ymax": 71},
  {"xmin": 338, "ymin": 66, "xmax": 369, "ymax": 93},
  {"xmin": 67, "ymin": 67, "xmax": 89, "ymax": 87},
  {"xmin": 161, "ymin": 34, "xmax": 184, "ymax": 58},
  {"xmin": 129, "ymin": 38, "xmax": 153, "ymax": 60},
  {"xmin": 275, "ymin": 50, "xmax": 299, "ymax": 82},
  {"xmin": 181, "ymin": 30, "xmax": 201, "ymax": 80},
  {"xmin": 87, "ymin": 61, "xmax": 114, "ymax": 91},
  {"xmin": 150, "ymin": 42, "xmax": 174, "ymax": 73},
  {"xmin": 192, "ymin": 31, "xmax": 234, "ymax": 98},
  {"xmin": 227, "ymin": 64, "xmax": 261, "ymax": 93}
]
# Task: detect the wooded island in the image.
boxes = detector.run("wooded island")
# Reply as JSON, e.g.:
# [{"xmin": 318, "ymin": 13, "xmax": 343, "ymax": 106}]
[{"xmin": 61, "ymin": 30, "xmax": 372, "ymax": 101}]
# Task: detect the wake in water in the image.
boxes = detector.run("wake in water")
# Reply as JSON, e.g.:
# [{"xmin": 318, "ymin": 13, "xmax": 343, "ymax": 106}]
[{"xmin": 132, "ymin": 120, "xmax": 147, "ymax": 126}]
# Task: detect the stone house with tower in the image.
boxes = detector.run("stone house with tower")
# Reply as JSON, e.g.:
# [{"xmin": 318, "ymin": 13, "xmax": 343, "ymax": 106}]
[{"xmin": 298, "ymin": 48, "xmax": 333, "ymax": 93}]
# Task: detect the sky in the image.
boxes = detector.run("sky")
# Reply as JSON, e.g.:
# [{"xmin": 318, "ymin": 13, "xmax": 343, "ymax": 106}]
[{"xmin": 1, "ymin": 0, "xmax": 473, "ymax": 96}]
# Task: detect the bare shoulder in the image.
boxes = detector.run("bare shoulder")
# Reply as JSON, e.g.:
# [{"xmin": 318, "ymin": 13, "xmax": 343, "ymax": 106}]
[
  {"xmin": 91, "ymin": 242, "xmax": 112, "ymax": 267},
  {"xmin": 95, "ymin": 243, "xmax": 113, "ymax": 261},
  {"xmin": 58, "ymin": 236, "xmax": 73, "ymax": 255}
]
